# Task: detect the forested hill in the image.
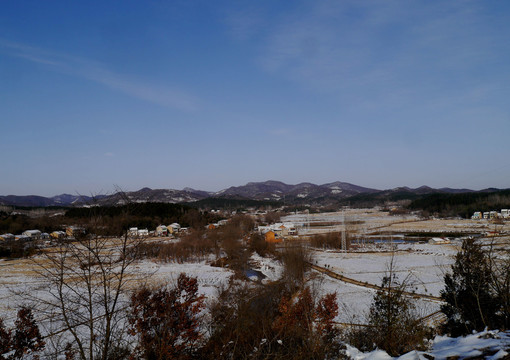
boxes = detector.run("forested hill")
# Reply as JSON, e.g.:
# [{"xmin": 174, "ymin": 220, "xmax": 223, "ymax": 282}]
[{"xmin": 407, "ymin": 189, "xmax": 510, "ymax": 218}]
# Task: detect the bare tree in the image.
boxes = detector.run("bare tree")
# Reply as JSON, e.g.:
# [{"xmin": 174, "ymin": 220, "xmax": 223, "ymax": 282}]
[{"xmin": 23, "ymin": 195, "xmax": 147, "ymax": 360}]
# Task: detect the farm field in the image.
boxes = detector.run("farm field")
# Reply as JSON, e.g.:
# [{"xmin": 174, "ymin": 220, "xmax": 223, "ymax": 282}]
[{"xmin": 284, "ymin": 208, "xmax": 510, "ymax": 235}]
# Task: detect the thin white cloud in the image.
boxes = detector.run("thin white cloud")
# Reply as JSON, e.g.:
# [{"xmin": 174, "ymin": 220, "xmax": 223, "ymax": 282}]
[
  {"xmin": 255, "ymin": 0, "xmax": 504, "ymax": 99},
  {"xmin": 0, "ymin": 39, "xmax": 198, "ymax": 111}
]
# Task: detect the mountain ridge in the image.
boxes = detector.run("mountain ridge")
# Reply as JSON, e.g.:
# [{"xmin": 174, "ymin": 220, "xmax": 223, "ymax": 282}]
[{"xmin": 0, "ymin": 181, "xmax": 501, "ymax": 208}]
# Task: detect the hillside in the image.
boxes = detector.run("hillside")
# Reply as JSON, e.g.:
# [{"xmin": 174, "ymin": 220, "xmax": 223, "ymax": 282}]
[{"xmin": 2, "ymin": 181, "xmax": 508, "ymax": 213}]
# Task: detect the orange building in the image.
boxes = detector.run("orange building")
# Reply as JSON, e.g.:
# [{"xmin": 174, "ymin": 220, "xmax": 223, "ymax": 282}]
[{"xmin": 265, "ymin": 230, "xmax": 282, "ymax": 243}]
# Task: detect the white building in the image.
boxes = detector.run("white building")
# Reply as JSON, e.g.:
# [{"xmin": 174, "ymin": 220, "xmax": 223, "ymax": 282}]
[{"xmin": 23, "ymin": 229, "xmax": 41, "ymax": 240}]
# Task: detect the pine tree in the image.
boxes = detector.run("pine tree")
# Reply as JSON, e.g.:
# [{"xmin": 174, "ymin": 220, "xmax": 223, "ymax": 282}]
[
  {"xmin": 366, "ymin": 274, "xmax": 426, "ymax": 356},
  {"xmin": 441, "ymin": 238, "xmax": 500, "ymax": 336}
]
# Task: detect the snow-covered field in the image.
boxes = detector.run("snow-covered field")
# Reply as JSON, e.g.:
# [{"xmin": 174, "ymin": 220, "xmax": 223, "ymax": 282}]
[
  {"xmin": 307, "ymin": 242, "xmax": 458, "ymax": 323},
  {"xmin": 0, "ymin": 241, "xmax": 457, "ymax": 326}
]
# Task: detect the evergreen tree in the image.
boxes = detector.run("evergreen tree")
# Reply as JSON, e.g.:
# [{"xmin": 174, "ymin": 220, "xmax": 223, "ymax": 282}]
[
  {"xmin": 441, "ymin": 238, "xmax": 500, "ymax": 336},
  {"xmin": 366, "ymin": 274, "xmax": 426, "ymax": 356}
]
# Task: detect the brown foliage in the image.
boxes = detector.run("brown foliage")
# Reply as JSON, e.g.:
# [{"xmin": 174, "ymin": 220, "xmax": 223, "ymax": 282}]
[
  {"xmin": 0, "ymin": 307, "xmax": 45, "ymax": 360},
  {"xmin": 273, "ymin": 288, "xmax": 340, "ymax": 359},
  {"xmin": 204, "ymin": 280, "xmax": 341, "ymax": 360},
  {"xmin": 131, "ymin": 232, "xmax": 215, "ymax": 263},
  {"xmin": 310, "ymin": 231, "xmax": 352, "ymax": 250},
  {"xmin": 129, "ymin": 274, "xmax": 205, "ymax": 360},
  {"xmin": 264, "ymin": 211, "xmax": 281, "ymax": 225},
  {"xmin": 280, "ymin": 245, "xmax": 312, "ymax": 289},
  {"xmin": 248, "ymin": 232, "xmax": 275, "ymax": 257}
]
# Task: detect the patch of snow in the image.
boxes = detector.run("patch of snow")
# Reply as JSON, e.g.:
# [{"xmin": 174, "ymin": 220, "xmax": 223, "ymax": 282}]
[
  {"xmin": 345, "ymin": 345, "xmax": 392, "ymax": 360},
  {"xmin": 344, "ymin": 329, "xmax": 510, "ymax": 360},
  {"xmin": 250, "ymin": 253, "xmax": 283, "ymax": 283}
]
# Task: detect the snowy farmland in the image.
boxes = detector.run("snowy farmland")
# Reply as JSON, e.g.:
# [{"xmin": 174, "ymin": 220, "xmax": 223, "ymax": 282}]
[
  {"xmin": 309, "ymin": 242, "xmax": 459, "ymax": 323},
  {"xmin": 0, "ymin": 241, "xmax": 457, "ymax": 328}
]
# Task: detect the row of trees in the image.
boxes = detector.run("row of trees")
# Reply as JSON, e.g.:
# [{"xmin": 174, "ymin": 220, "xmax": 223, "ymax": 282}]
[{"xmin": 0, "ymin": 202, "xmax": 219, "ymax": 236}]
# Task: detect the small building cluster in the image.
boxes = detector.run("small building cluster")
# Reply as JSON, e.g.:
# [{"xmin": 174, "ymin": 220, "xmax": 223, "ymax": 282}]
[
  {"xmin": 0, "ymin": 226, "xmax": 85, "ymax": 244},
  {"xmin": 257, "ymin": 222, "xmax": 297, "ymax": 243},
  {"xmin": 129, "ymin": 223, "xmax": 184, "ymax": 238},
  {"xmin": 471, "ymin": 209, "xmax": 510, "ymax": 220}
]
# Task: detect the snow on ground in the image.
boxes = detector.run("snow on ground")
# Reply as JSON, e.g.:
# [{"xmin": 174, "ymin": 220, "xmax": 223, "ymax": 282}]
[
  {"xmin": 138, "ymin": 259, "xmax": 234, "ymax": 299},
  {"xmin": 345, "ymin": 329, "xmax": 510, "ymax": 360},
  {"xmin": 1, "ymin": 242, "xmax": 455, "ymax": 327},
  {"xmin": 312, "ymin": 242, "xmax": 459, "ymax": 298},
  {"xmin": 311, "ymin": 273, "xmax": 377, "ymax": 324},
  {"xmin": 308, "ymin": 270, "xmax": 439, "ymax": 324},
  {"xmin": 249, "ymin": 253, "xmax": 284, "ymax": 283}
]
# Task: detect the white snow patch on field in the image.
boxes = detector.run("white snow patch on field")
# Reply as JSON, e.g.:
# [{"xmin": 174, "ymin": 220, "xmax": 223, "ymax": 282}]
[
  {"xmin": 311, "ymin": 243, "xmax": 458, "ymax": 297},
  {"xmin": 250, "ymin": 253, "xmax": 284, "ymax": 282},
  {"xmin": 135, "ymin": 260, "xmax": 234, "ymax": 299}
]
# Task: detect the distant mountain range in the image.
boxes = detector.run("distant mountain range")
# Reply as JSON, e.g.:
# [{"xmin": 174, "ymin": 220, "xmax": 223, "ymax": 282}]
[{"xmin": 0, "ymin": 181, "xmax": 502, "ymax": 208}]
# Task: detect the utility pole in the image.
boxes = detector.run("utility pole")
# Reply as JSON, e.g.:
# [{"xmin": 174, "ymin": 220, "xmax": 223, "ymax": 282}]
[{"xmin": 341, "ymin": 208, "xmax": 346, "ymax": 250}]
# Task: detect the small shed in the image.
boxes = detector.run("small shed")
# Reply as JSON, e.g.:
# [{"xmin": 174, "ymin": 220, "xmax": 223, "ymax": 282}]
[{"xmin": 429, "ymin": 237, "xmax": 450, "ymax": 245}]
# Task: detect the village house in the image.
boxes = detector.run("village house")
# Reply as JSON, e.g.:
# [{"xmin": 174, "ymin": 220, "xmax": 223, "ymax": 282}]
[
  {"xmin": 50, "ymin": 231, "xmax": 66, "ymax": 240},
  {"xmin": 66, "ymin": 226, "xmax": 85, "ymax": 237},
  {"xmin": 473, "ymin": 209, "xmax": 510, "ymax": 220},
  {"xmin": 138, "ymin": 229, "xmax": 149, "ymax": 237},
  {"xmin": 22, "ymin": 229, "xmax": 41, "ymax": 240},
  {"xmin": 0, "ymin": 233, "xmax": 15, "ymax": 242},
  {"xmin": 258, "ymin": 222, "xmax": 297, "ymax": 242},
  {"xmin": 128, "ymin": 227, "xmax": 149, "ymax": 237},
  {"xmin": 168, "ymin": 223, "xmax": 181, "ymax": 234},
  {"xmin": 156, "ymin": 225, "xmax": 168, "ymax": 236},
  {"xmin": 264, "ymin": 230, "xmax": 281, "ymax": 243}
]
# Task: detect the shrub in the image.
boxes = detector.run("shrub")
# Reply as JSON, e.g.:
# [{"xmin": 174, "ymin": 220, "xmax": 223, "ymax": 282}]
[
  {"xmin": 129, "ymin": 274, "xmax": 205, "ymax": 360},
  {"xmin": 0, "ymin": 307, "xmax": 45, "ymax": 359},
  {"xmin": 204, "ymin": 280, "xmax": 341, "ymax": 360},
  {"xmin": 280, "ymin": 244, "xmax": 312, "ymax": 289}
]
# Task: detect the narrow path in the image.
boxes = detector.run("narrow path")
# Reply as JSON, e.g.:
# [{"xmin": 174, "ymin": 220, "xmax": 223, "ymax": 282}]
[{"xmin": 309, "ymin": 263, "xmax": 443, "ymax": 302}]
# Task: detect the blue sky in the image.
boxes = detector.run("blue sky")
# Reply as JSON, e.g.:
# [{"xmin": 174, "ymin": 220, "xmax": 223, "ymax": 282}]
[{"xmin": 1, "ymin": 0, "xmax": 510, "ymax": 196}]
